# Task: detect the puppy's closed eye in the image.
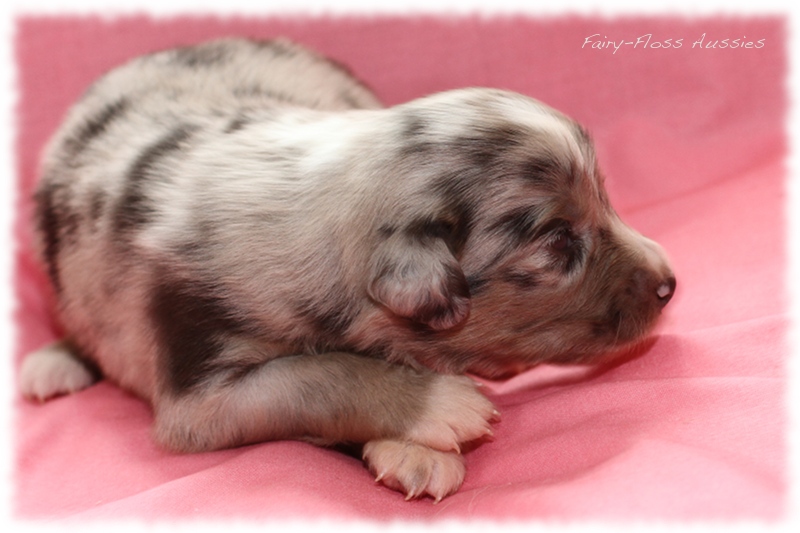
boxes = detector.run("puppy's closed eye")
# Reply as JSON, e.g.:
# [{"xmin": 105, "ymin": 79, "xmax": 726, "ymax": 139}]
[
  {"xmin": 548, "ymin": 237, "xmax": 584, "ymax": 275},
  {"xmin": 548, "ymin": 230, "xmax": 575, "ymax": 252}
]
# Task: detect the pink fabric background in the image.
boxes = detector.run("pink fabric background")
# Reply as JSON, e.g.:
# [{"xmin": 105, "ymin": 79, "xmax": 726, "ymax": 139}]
[{"xmin": 12, "ymin": 16, "xmax": 787, "ymax": 520}]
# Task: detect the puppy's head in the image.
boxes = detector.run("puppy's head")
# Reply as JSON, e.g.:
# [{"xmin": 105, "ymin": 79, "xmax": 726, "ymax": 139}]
[{"xmin": 367, "ymin": 89, "xmax": 675, "ymax": 377}]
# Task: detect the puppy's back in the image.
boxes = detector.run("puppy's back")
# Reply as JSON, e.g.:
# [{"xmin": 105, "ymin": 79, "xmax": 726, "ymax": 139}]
[{"xmin": 32, "ymin": 38, "xmax": 383, "ymax": 399}]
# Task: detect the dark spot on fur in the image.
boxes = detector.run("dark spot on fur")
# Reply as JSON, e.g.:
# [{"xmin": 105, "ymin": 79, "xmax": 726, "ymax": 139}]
[
  {"xmin": 88, "ymin": 189, "xmax": 107, "ymax": 223},
  {"xmin": 428, "ymin": 168, "xmax": 470, "ymax": 198},
  {"xmin": 501, "ymin": 269, "xmax": 540, "ymax": 290},
  {"xmin": 563, "ymin": 241, "xmax": 586, "ymax": 274},
  {"xmin": 521, "ymin": 156, "xmax": 561, "ymax": 186},
  {"xmin": 444, "ymin": 201, "xmax": 475, "ymax": 255},
  {"xmin": 34, "ymin": 182, "xmax": 64, "ymax": 293},
  {"xmin": 295, "ymin": 297, "xmax": 355, "ymax": 342},
  {"xmin": 450, "ymin": 125, "xmax": 525, "ymax": 167},
  {"xmin": 62, "ymin": 98, "xmax": 129, "ymax": 161},
  {"xmin": 404, "ymin": 204, "xmax": 473, "ymax": 257},
  {"xmin": 466, "ymin": 274, "xmax": 489, "ymax": 295},
  {"xmin": 424, "ymin": 177, "xmax": 478, "ymax": 254},
  {"xmin": 225, "ymin": 116, "xmax": 250, "ymax": 133},
  {"xmin": 114, "ymin": 125, "xmax": 196, "ymax": 235},
  {"xmin": 490, "ymin": 206, "xmax": 544, "ymax": 244},
  {"xmin": 173, "ymin": 44, "xmax": 231, "ymax": 67},
  {"xmin": 397, "ymin": 113, "xmax": 433, "ymax": 156},
  {"xmin": 405, "ymin": 217, "xmax": 453, "ymax": 244},
  {"xmin": 400, "ymin": 140, "xmax": 433, "ymax": 156},
  {"xmin": 150, "ymin": 272, "xmax": 253, "ymax": 394},
  {"xmin": 34, "ymin": 179, "xmax": 85, "ymax": 293},
  {"xmin": 402, "ymin": 113, "xmax": 426, "ymax": 139},
  {"xmin": 60, "ymin": 206, "xmax": 81, "ymax": 245},
  {"xmin": 361, "ymin": 342, "xmax": 391, "ymax": 360},
  {"xmin": 378, "ymin": 225, "xmax": 396, "ymax": 238}
]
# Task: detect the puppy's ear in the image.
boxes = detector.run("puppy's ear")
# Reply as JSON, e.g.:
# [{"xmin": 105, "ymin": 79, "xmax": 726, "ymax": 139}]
[{"xmin": 368, "ymin": 230, "xmax": 471, "ymax": 331}]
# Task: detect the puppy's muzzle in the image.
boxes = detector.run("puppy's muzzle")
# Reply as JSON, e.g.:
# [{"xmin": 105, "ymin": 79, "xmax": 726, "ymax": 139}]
[
  {"xmin": 599, "ymin": 223, "xmax": 676, "ymax": 345},
  {"xmin": 630, "ymin": 235, "xmax": 676, "ymax": 317}
]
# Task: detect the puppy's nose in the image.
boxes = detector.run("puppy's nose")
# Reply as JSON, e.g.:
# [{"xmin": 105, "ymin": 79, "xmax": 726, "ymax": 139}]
[
  {"xmin": 632, "ymin": 268, "xmax": 675, "ymax": 309},
  {"xmin": 656, "ymin": 275, "xmax": 676, "ymax": 307}
]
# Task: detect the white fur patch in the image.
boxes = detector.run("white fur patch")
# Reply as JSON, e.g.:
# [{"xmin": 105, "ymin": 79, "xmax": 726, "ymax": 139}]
[{"xmin": 404, "ymin": 374, "xmax": 497, "ymax": 452}]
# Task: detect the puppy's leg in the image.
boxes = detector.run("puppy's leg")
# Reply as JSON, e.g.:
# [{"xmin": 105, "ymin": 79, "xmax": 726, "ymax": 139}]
[
  {"xmin": 155, "ymin": 351, "xmax": 496, "ymax": 454},
  {"xmin": 360, "ymin": 373, "xmax": 501, "ymax": 500},
  {"xmin": 19, "ymin": 340, "xmax": 98, "ymax": 401},
  {"xmin": 363, "ymin": 439, "xmax": 466, "ymax": 502}
]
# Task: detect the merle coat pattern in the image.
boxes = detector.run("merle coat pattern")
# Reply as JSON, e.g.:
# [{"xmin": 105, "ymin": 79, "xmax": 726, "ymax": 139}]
[{"xmin": 20, "ymin": 38, "xmax": 675, "ymax": 502}]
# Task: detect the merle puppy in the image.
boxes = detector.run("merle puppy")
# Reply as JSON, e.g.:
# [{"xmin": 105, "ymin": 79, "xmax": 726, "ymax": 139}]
[{"xmin": 20, "ymin": 38, "xmax": 675, "ymax": 502}]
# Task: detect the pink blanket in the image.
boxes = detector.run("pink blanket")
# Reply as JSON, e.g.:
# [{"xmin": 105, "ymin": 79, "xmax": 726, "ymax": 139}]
[{"xmin": 13, "ymin": 15, "xmax": 787, "ymax": 520}]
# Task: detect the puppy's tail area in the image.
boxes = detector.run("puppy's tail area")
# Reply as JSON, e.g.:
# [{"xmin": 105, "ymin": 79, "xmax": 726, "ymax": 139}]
[{"xmin": 19, "ymin": 340, "xmax": 99, "ymax": 402}]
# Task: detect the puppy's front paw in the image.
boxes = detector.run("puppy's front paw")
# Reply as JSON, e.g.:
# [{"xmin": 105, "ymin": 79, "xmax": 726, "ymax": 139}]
[
  {"xmin": 405, "ymin": 374, "xmax": 498, "ymax": 453},
  {"xmin": 19, "ymin": 341, "xmax": 97, "ymax": 401},
  {"xmin": 363, "ymin": 439, "xmax": 465, "ymax": 503}
]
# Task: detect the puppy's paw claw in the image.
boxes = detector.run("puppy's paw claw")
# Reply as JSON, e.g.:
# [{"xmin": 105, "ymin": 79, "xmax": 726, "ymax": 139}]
[{"xmin": 363, "ymin": 439, "xmax": 466, "ymax": 503}]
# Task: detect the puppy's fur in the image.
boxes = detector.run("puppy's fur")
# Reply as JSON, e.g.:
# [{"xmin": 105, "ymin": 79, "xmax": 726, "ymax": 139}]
[{"xmin": 20, "ymin": 38, "xmax": 676, "ymax": 502}]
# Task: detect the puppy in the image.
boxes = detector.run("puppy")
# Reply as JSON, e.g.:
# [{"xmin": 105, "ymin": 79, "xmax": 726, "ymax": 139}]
[{"xmin": 19, "ymin": 38, "xmax": 676, "ymax": 502}]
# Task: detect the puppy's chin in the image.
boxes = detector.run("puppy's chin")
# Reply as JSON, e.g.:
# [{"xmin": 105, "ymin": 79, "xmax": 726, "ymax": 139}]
[
  {"xmin": 542, "ymin": 331, "xmax": 661, "ymax": 368},
  {"xmin": 459, "ymin": 323, "xmax": 664, "ymax": 379},
  {"xmin": 468, "ymin": 362, "xmax": 531, "ymax": 380}
]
